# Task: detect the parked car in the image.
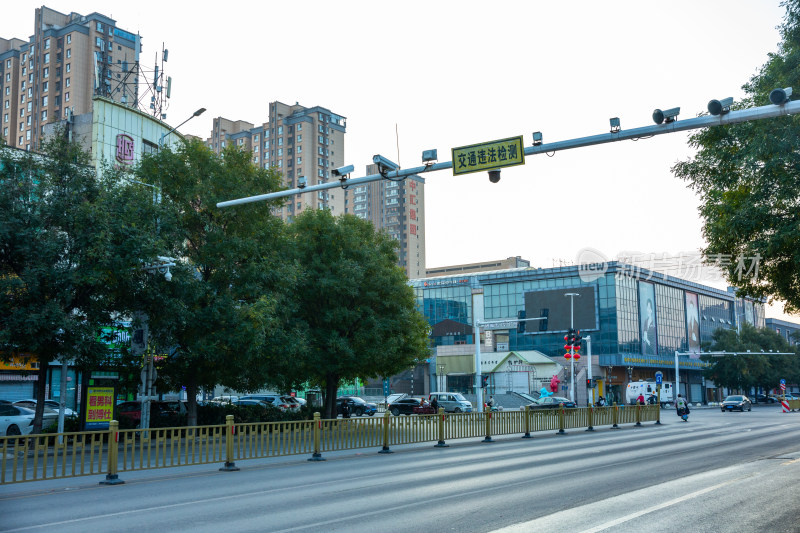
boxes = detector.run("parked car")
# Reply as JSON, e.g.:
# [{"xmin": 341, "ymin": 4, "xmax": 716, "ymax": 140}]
[
  {"xmin": 335, "ymin": 396, "xmax": 377, "ymax": 416},
  {"xmin": 234, "ymin": 399, "xmax": 271, "ymax": 407},
  {"xmin": 239, "ymin": 395, "xmax": 299, "ymax": 412},
  {"xmin": 115, "ymin": 401, "xmax": 186, "ymax": 424},
  {"xmin": 210, "ymin": 395, "xmax": 239, "ymax": 404},
  {"xmin": 755, "ymin": 394, "xmax": 778, "ymax": 404},
  {"xmin": 427, "ymin": 392, "xmax": 473, "ymax": 413},
  {"xmin": 721, "ymin": 395, "xmax": 752, "ymax": 412},
  {"xmin": 387, "ymin": 397, "xmax": 431, "ymax": 416},
  {"xmin": 0, "ymin": 404, "xmax": 57, "ymax": 436},
  {"xmin": 14, "ymin": 399, "xmax": 76, "ymax": 417},
  {"xmin": 293, "ymin": 397, "xmax": 307, "ymax": 406},
  {"xmin": 527, "ymin": 396, "xmax": 577, "ymax": 409}
]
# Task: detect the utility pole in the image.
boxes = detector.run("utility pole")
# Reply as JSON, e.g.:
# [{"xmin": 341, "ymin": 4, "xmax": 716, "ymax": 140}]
[{"xmin": 565, "ymin": 293, "xmax": 580, "ymax": 402}]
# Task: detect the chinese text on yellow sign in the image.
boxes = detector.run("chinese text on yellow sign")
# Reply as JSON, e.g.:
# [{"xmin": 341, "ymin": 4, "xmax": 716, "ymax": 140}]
[{"xmin": 451, "ymin": 136, "xmax": 525, "ymax": 176}]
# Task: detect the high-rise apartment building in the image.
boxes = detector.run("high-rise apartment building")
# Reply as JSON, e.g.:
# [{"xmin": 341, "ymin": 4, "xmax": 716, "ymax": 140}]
[
  {"xmin": 345, "ymin": 164, "xmax": 426, "ymax": 279},
  {"xmin": 206, "ymin": 103, "xmax": 426, "ymax": 278},
  {"xmin": 207, "ymin": 101, "xmax": 347, "ymax": 219},
  {"xmin": 0, "ymin": 6, "xmax": 141, "ymax": 150}
]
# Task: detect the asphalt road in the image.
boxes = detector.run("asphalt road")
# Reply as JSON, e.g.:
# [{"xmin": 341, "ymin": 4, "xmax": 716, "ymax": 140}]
[{"xmin": 2, "ymin": 405, "xmax": 799, "ymax": 533}]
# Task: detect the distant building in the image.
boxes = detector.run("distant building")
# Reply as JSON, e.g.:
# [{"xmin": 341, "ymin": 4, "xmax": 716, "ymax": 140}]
[
  {"xmin": 0, "ymin": 6, "xmax": 141, "ymax": 150},
  {"xmin": 426, "ymin": 256, "xmax": 530, "ymax": 278},
  {"xmin": 765, "ymin": 318, "xmax": 800, "ymax": 346}
]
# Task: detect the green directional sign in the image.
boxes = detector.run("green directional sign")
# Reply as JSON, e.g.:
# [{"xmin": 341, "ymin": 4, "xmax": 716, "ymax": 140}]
[{"xmin": 451, "ymin": 135, "xmax": 525, "ymax": 176}]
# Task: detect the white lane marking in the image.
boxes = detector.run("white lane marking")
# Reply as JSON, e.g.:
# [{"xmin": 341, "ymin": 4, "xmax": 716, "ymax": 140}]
[{"xmin": 490, "ymin": 475, "xmax": 751, "ymax": 533}]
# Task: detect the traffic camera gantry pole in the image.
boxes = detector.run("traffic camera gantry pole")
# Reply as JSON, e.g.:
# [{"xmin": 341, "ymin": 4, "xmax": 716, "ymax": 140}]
[{"xmin": 217, "ymin": 95, "xmax": 800, "ymax": 208}]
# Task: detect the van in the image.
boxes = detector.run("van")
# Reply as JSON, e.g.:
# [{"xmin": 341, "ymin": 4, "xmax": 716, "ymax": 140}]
[
  {"xmin": 625, "ymin": 380, "xmax": 673, "ymax": 407},
  {"xmin": 428, "ymin": 392, "xmax": 473, "ymax": 413}
]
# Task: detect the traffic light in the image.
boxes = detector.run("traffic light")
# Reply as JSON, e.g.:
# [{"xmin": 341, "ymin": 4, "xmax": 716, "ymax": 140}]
[
  {"xmin": 573, "ymin": 330, "xmax": 582, "ymax": 360},
  {"xmin": 481, "ymin": 375, "xmax": 489, "ymax": 388},
  {"xmin": 517, "ymin": 310, "xmax": 526, "ymax": 333},
  {"xmin": 586, "ymin": 378, "xmax": 592, "ymax": 388},
  {"xmin": 564, "ymin": 330, "xmax": 573, "ymax": 359}
]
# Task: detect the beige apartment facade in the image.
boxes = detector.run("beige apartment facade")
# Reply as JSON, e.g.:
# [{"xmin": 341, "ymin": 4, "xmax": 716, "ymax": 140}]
[{"xmin": 0, "ymin": 6, "xmax": 140, "ymax": 150}]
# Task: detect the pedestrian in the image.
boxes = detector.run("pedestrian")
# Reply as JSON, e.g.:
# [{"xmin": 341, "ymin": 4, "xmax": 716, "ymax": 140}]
[
  {"xmin": 636, "ymin": 393, "xmax": 645, "ymax": 405},
  {"xmin": 430, "ymin": 396, "xmax": 439, "ymax": 412},
  {"xmin": 597, "ymin": 395, "xmax": 606, "ymax": 407},
  {"xmin": 341, "ymin": 399, "xmax": 350, "ymax": 419}
]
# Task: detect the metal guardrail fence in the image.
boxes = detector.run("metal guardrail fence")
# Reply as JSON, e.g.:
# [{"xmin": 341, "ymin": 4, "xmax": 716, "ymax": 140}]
[{"xmin": 0, "ymin": 403, "xmax": 699, "ymax": 485}]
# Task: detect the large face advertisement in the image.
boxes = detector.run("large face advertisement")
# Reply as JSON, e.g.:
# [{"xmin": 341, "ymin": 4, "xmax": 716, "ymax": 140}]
[
  {"xmin": 639, "ymin": 281, "xmax": 657, "ymax": 355},
  {"xmin": 686, "ymin": 292, "xmax": 700, "ymax": 357}
]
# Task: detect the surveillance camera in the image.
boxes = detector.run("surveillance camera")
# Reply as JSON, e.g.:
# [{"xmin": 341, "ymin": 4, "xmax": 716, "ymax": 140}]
[
  {"xmin": 769, "ymin": 87, "xmax": 793, "ymax": 105},
  {"xmin": 488, "ymin": 170, "xmax": 501, "ymax": 183},
  {"xmin": 297, "ymin": 176, "xmax": 307, "ymax": 189},
  {"xmin": 532, "ymin": 132, "xmax": 543, "ymax": 146},
  {"xmin": 708, "ymin": 97, "xmax": 733, "ymax": 116},
  {"xmin": 372, "ymin": 154, "xmax": 399, "ymax": 173},
  {"xmin": 422, "ymin": 149, "xmax": 438, "ymax": 163},
  {"xmin": 331, "ymin": 164, "xmax": 354, "ymax": 177},
  {"xmin": 164, "ymin": 269, "xmax": 172, "ymax": 282},
  {"xmin": 652, "ymin": 107, "xmax": 680, "ymax": 124}
]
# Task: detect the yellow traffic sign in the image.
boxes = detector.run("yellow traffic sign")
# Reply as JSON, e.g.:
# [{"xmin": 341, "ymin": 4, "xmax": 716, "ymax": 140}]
[{"xmin": 451, "ymin": 136, "xmax": 525, "ymax": 176}]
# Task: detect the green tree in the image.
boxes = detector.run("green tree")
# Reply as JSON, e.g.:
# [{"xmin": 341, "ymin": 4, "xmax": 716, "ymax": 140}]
[
  {"xmin": 0, "ymin": 133, "xmax": 159, "ymax": 432},
  {"xmin": 281, "ymin": 209, "xmax": 431, "ymax": 419},
  {"xmin": 704, "ymin": 324, "xmax": 799, "ymax": 396},
  {"xmin": 673, "ymin": 0, "xmax": 800, "ymax": 313},
  {"xmin": 132, "ymin": 140, "xmax": 296, "ymax": 426}
]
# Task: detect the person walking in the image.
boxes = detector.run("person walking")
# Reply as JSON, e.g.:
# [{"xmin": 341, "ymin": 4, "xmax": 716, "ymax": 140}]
[
  {"xmin": 596, "ymin": 395, "xmax": 606, "ymax": 407},
  {"xmin": 430, "ymin": 396, "xmax": 439, "ymax": 412}
]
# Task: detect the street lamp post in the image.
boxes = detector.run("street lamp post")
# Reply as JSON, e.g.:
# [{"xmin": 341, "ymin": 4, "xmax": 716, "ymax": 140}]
[
  {"xmin": 438, "ymin": 364, "xmax": 446, "ymax": 393},
  {"xmin": 159, "ymin": 107, "xmax": 206, "ymax": 148}
]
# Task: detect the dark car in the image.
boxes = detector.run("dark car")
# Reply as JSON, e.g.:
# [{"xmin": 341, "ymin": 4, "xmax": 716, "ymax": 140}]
[
  {"xmin": 755, "ymin": 394, "xmax": 778, "ymax": 404},
  {"xmin": 721, "ymin": 395, "xmax": 752, "ymax": 412},
  {"xmin": 526, "ymin": 396, "xmax": 577, "ymax": 410},
  {"xmin": 116, "ymin": 401, "xmax": 186, "ymax": 424},
  {"xmin": 335, "ymin": 396, "xmax": 377, "ymax": 417},
  {"xmin": 387, "ymin": 397, "xmax": 431, "ymax": 416}
]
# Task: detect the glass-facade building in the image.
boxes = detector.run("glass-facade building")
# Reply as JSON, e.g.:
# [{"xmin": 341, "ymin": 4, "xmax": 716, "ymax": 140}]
[{"xmin": 411, "ymin": 262, "xmax": 765, "ymax": 404}]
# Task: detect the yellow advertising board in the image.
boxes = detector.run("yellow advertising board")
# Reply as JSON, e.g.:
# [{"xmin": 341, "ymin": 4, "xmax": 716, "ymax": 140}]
[
  {"xmin": 0, "ymin": 355, "xmax": 39, "ymax": 371},
  {"xmin": 451, "ymin": 135, "xmax": 525, "ymax": 175},
  {"xmin": 85, "ymin": 386, "xmax": 115, "ymax": 430}
]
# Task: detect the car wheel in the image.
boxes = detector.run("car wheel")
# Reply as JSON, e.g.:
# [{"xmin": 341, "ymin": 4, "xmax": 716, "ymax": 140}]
[
  {"xmin": 354, "ymin": 407, "xmax": 363, "ymax": 417},
  {"xmin": 6, "ymin": 424, "xmax": 21, "ymax": 436},
  {"xmin": 391, "ymin": 407, "xmax": 400, "ymax": 416},
  {"xmin": 368, "ymin": 411, "xmax": 375, "ymax": 416},
  {"xmin": 748, "ymin": 405, "xmax": 752, "ymax": 411},
  {"xmin": 721, "ymin": 409, "xmax": 725, "ymax": 412},
  {"xmin": 454, "ymin": 407, "xmax": 461, "ymax": 413}
]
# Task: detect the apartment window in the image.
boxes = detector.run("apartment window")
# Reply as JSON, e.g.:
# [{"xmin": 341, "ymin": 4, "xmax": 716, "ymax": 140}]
[
  {"xmin": 318, "ymin": 113, "xmax": 324, "ymax": 121},
  {"xmin": 5, "ymin": 60, "xmax": 9, "ymax": 68},
  {"xmin": 237, "ymin": 138, "xmax": 243, "ymax": 145},
  {"xmin": 277, "ymin": 160, "xmax": 282, "ymax": 168},
  {"xmin": 18, "ymin": 136, "xmax": 22, "ymax": 145},
  {"xmin": 22, "ymin": 53, "xmax": 26, "ymax": 62},
  {"xmin": 318, "ymin": 135, "xmax": 323, "ymax": 144},
  {"xmin": 264, "ymin": 140, "xmax": 269, "ymax": 149},
  {"xmin": 26, "ymin": 116, "xmax": 31, "ymax": 125},
  {"xmin": 5, "ymin": 73, "xmax": 9, "ymax": 82},
  {"xmin": 42, "ymin": 96, "xmax": 47, "ymax": 106},
  {"xmin": 67, "ymin": 34, "xmax": 71, "ymax": 44},
  {"xmin": 42, "ymin": 81, "xmax": 48, "ymax": 92},
  {"xmin": 2, "ymin": 127, "xmax": 6, "ymax": 136},
  {"xmin": 27, "ymin": 102, "xmax": 31, "ymax": 112},
  {"xmin": 43, "ymin": 67, "xmax": 49, "ymax": 78},
  {"xmin": 44, "ymin": 38, "xmax": 50, "ymax": 49},
  {"xmin": 297, "ymin": 145, "xmax": 302, "ymax": 153},
  {"xmin": 22, "ymin": 67, "xmax": 26, "ymax": 76},
  {"xmin": 318, "ymin": 124, "xmax": 323, "ymax": 133},
  {"xmin": 44, "ymin": 53, "xmax": 49, "ymax": 64},
  {"xmin": 297, "ymin": 157, "xmax": 302, "ymax": 164},
  {"xmin": 264, "ymin": 130, "xmax": 269, "ymax": 138},
  {"xmin": 278, "ymin": 137, "xmax": 283, "ymax": 146},
  {"xmin": 26, "ymin": 130, "xmax": 30, "ymax": 140},
  {"xmin": 65, "ymin": 78, "xmax": 70, "ymax": 87},
  {"xmin": 254, "ymin": 146, "xmax": 259, "ymax": 153},
  {"xmin": 318, "ymin": 168, "xmax": 323, "ymax": 177},
  {"xmin": 66, "ymin": 49, "xmax": 71, "ymax": 59},
  {"xmin": 3, "ymin": 113, "xmax": 7, "ymax": 122},
  {"xmin": 97, "ymin": 22, "xmax": 104, "ymax": 32},
  {"xmin": 66, "ymin": 63, "xmax": 71, "ymax": 73},
  {"xmin": 297, "ymin": 134, "xmax": 302, "ymax": 143},
  {"xmin": 27, "ymin": 88, "xmax": 32, "ymax": 97},
  {"xmin": 296, "ymin": 124, "xmax": 302, "ymax": 131},
  {"xmin": 41, "ymin": 110, "xmax": 47, "ymax": 120},
  {"xmin": 19, "ymin": 109, "xmax": 23, "ymax": 117},
  {"xmin": 65, "ymin": 92, "xmax": 69, "ymax": 102},
  {"xmin": 278, "ymin": 148, "xmax": 283, "ymax": 156},
  {"xmin": 318, "ymin": 147, "xmax": 323, "ymax": 155},
  {"xmin": 253, "ymin": 134, "xmax": 259, "ymax": 142}
]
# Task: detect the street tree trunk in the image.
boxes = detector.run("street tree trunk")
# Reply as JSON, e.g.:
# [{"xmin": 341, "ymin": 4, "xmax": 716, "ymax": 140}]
[
  {"xmin": 186, "ymin": 379, "xmax": 198, "ymax": 427},
  {"xmin": 325, "ymin": 373, "xmax": 339, "ymax": 419}
]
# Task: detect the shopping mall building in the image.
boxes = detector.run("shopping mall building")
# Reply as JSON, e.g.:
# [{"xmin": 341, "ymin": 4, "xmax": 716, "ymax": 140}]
[{"xmin": 410, "ymin": 261, "xmax": 766, "ymax": 405}]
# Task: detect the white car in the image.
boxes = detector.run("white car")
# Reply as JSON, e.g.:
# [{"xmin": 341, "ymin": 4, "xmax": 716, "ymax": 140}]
[
  {"xmin": 1, "ymin": 404, "xmax": 37, "ymax": 436},
  {"xmin": 14, "ymin": 399, "xmax": 76, "ymax": 417}
]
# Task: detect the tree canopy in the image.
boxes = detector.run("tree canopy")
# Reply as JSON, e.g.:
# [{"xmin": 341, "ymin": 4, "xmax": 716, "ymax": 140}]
[
  {"xmin": 673, "ymin": 0, "xmax": 800, "ymax": 313},
  {"xmin": 704, "ymin": 324, "xmax": 799, "ymax": 395},
  {"xmin": 280, "ymin": 209, "xmax": 431, "ymax": 418},
  {"xmin": 0, "ymin": 133, "xmax": 158, "ymax": 431}
]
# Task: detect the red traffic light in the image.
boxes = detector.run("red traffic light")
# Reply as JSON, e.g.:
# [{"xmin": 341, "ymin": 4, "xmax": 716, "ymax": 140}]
[{"xmin": 564, "ymin": 335, "xmax": 569, "ymax": 341}]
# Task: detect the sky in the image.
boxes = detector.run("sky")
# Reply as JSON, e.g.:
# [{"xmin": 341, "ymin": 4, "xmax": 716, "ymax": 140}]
[{"xmin": 3, "ymin": 1, "xmax": 796, "ymax": 319}]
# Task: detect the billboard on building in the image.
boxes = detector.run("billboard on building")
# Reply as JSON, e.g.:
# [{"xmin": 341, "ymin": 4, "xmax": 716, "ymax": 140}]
[
  {"xmin": 639, "ymin": 281, "xmax": 657, "ymax": 355},
  {"xmin": 685, "ymin": 292, "xmax": 700, "ymax": 357},
  {"xmin": 523, "ymin": 286, "xmax": 597, "ymax": 332}
]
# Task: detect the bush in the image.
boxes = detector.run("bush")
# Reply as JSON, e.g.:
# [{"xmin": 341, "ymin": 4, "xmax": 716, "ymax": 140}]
[{"xmin": 40, "ymin": 416, "xmax": 81, "ymax": 433}]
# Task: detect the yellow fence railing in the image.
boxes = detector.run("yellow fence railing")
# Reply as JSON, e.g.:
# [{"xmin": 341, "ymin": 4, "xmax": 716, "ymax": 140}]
[{"xmin": 0, "ymin": 403, "xmax": 667, "ymax": 485}]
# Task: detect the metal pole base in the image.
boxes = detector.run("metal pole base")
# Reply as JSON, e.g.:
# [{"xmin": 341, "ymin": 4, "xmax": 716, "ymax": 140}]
[
  {"xmin": 482, "ymin": 437, "xmax": 494, "ymax": 443},
  {"xmin": 99, "ymin": 474, "xmax": 125, "ymax": 485},
  {"xmin": 655, "ymin": 420, "xmax": 662, "ymax": 425},
  {"xmin": 585, "ymin": 426, "xmax": 594, "ymax": 432},
  {"xmin": 521, "ymin": 433, "xmax": 532, "ymax": 439},
  {"xmin": 378, "ymin": 447, "xmax": 394, "ymax": 454},
  {"xmin": 219, "ymin": 462, "xmax": 240, "ymax": 471},
  {"xmin": 635, "ymin": 422, "xmax": 642, "ymax": 427},
  {"xmin": 307, "ymin": 453, "xmax": 326, "ymax": 461},
  {"xmin": 434, "ymin": 441, "xmax": 449, "ymax": 448},
  {"xmin": 556, "ymin": 429, "xmax": 566, "ymax": 435},
  {"xmin": 611, "ymin": 424, "xmax": 620, "ymax": 430}
]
